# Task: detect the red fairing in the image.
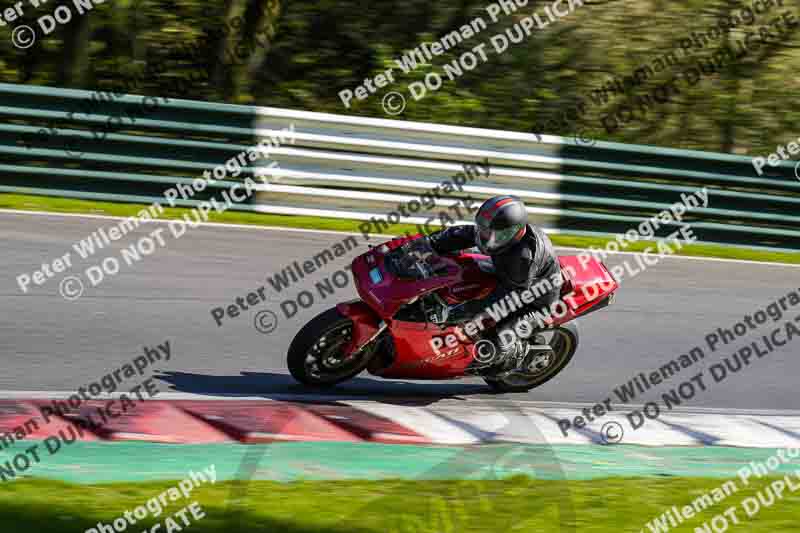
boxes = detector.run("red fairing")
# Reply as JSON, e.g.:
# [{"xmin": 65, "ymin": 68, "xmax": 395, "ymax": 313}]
[
  {"xmin": 548, "ymin": 256, "xmax": 618, "ymax": 327},
  {"xmin": 336, "ymin": 301, "xmax": 380, "ymax": 355},
  {"xmin": 438, "ymin": 253, "xmax": 496, "ymax": 304},
  {"xmin": 344, "ymin": 235, "xmax": 617, "ymax": 379},
  {"xmin": 380, "ymin": 320, "xmax": 476, "ymax": 379},
  {"xmin": 351, "ymin": 236, "xmax": 495, "ymax": 320}
]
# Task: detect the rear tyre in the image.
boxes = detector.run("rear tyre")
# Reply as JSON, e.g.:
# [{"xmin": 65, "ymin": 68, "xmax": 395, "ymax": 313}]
[
  {"xmin": 483, "ymin": 321, "xmax": 579, "ymax": 393},
  {"xmin": 287, "ymin": 307, "xmax": 373, "ymax": 387}
]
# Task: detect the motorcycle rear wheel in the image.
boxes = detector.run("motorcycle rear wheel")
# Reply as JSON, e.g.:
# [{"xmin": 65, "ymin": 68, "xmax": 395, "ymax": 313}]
[
  {"xmin": 483, "ymin": 321, "xmax": 579, "ymax": 393},
  {"xmin": 287, "ymin": 307, "xmax": 374, "ymax": 387}
]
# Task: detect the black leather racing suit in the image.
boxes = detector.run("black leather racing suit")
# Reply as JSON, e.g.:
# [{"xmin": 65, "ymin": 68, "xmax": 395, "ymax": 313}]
[{"xmin": 429, "ymin": 224, "xmax": 561, "ymax": 357}]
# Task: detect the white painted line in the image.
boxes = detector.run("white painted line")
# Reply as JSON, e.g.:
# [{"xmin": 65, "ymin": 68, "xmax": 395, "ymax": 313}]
[
  {"xmin": 450, "ymin": 399, "xmax": 800, "ymax": 417},
  {"xmin": 346, "ymin": 401, "xmax": 480, "ymax": 445},
  {"xmin": 658, "ymin": 413, "xmax": 800, "ymax": 448},
  {"xmin": 752, "ymin": 416, "xmax": 800, "ymax": 441},
  {"xmin": 1, "ymin": 208, "xmax": 798, "ymax": 267},
  {"xmin": 556, "ymin": 246, "xmax": 800, "ymax": 268},
  {"xmin": 521, "ymin": 411, "xmax": 594, "ymax": 445}
]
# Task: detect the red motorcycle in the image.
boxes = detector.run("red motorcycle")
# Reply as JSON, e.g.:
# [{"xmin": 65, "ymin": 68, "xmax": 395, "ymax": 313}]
[{"xmin": 288, "ymin": 234, "xmax": 618, "ymax": 392}]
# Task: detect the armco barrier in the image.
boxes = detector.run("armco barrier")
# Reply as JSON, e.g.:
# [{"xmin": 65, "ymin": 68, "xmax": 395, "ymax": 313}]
[{"xmin": 1, "ymin": 82, "xmax": 798, "ymax": 251}]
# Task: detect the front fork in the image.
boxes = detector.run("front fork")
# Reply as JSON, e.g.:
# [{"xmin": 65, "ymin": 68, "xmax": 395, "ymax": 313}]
[{"xmin": 336, "ymin": 300, "xmax": 386, "ymax": 359}]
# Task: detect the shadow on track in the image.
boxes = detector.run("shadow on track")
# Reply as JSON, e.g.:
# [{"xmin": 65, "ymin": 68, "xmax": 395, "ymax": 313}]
[{"xmin": 155, "ymin": 370, "xmax": 494, "ymax": 405}]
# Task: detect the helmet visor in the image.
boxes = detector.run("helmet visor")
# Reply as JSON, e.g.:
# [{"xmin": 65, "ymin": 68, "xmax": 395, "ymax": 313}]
[{"xmin": 477, "ymin": 224, "xmax": 523, "ymax": 253}]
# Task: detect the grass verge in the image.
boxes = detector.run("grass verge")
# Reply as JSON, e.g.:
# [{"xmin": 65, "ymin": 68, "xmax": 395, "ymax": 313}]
[
  {"xmin": 1, "ymin": 476, "xmax": 798, "ymax": 532},
  {"xmin": 2, "ymin": 193, "xmax": 798, "ymax": 264}
]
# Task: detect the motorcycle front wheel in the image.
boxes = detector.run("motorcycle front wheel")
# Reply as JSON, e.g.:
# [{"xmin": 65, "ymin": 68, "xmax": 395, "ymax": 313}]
[{"xmin": 287, "ymin": 307, "xmax": 374, "ymax": 387}]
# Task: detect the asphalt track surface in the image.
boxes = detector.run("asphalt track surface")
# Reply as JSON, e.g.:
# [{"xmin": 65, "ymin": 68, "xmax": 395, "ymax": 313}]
[{"xmin": 2, "ymin": 210, "xmax": 799, "ymax": 410}]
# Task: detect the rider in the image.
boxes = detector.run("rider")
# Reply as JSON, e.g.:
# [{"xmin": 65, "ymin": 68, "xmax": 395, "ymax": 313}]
[{"xmin": 428, "ymin": 195, "xmax": 561, "ymax": 362}]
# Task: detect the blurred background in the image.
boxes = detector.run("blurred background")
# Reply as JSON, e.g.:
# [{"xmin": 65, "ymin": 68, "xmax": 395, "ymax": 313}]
[{"xmin": 2, "ymin": 0, "xmax": 798, "ymax": 154}]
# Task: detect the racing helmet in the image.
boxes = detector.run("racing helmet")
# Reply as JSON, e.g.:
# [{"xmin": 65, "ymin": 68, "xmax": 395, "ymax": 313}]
[{"xmin": 474, "ymin": 195, "xmax": 528, "ymax": 255}]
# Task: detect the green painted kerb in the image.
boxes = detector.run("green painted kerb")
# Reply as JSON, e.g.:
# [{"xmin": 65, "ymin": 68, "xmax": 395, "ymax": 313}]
[{"xmin": 1, "ymin": 441, "xmax": 798, "ymax": 484}]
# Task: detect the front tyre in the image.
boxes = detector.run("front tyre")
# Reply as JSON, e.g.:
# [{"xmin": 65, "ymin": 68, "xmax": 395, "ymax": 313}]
[
  {"xmin": 287, "ymin": 307, "xmax": 373, "ymax": 387},
  {"xmin": 483, "ymin": 321, "xmax": 579, "ymax": 393}
]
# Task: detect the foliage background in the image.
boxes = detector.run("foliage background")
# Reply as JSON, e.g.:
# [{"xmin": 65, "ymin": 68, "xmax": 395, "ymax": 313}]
[{"xmin": 1, "ymin": 0, "xmax": 798, "ymax": 154}]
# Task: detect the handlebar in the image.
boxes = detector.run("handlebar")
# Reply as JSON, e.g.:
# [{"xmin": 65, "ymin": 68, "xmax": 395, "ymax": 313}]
[{"xmin": 391, "ymin": 238, "xmax": 449, "ymax": 280}]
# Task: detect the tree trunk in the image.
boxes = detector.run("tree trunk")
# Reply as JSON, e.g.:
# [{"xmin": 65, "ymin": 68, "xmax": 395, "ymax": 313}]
[
  {"xmin": 56, "ymin": 0, "xmax": 90, "ymax": 88},
  {"xmin": 225, "ymin": 0, "xmax": 283, "ymax": 102}
]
